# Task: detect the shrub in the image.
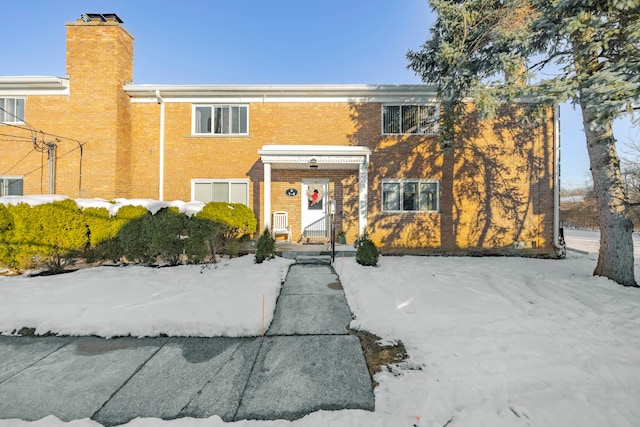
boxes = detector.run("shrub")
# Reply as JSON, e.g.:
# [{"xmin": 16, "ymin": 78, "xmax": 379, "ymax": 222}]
[
  {"xmin": 0, "ymin": 204, "xmax": 14, "ymax": 268},
  {"xmin": 196, "ymin": 202, "xmax": 257, "ymax": 239},
  {"xmin": 146, "ymin": 207, "xmax": 187, "ymax": 265},
  {"xmin": 40, "ymin": 199, "xmax": 90, "ymax": 271},
  {"xmin": 0, "ymin": 203, "xmax": 12, "ymax": 233},
  {"xmin": 355, "ymin": 230, "xmax": 379, "ymax": 267},
  {"xmin": 3, "ymin": 202, "xmax": 39, "ymax": 269},
  {"xmin": 82, "ymin": 206, "xmax": 113, "ymax": 247},
  {"xmin": 183, "ymin": 215, "xmax": 222, "ymax": 263},
  {"xmin": 116, "ymin": 205, "xmax": 153, "ymax": 263},
  {"xmin": 255, "ymin": 228, "xmax": 276, "ymax": 264},
  {"xmin": 1, "ymin": 199, "xmax": 251, "ymax": 269},
  {"xmin": 196, "ymin": 202, "xmax": 258, "ymax": 258},
  {"xmin": 6, "ymin": 199, "xmax": 89, "ymax": 271},
  {"xmin": 82, "ymin": 206, "xmax": 121, "ymax": 263}
]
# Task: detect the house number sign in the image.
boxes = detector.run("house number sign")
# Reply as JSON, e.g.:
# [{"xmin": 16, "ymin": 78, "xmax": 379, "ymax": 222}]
[{"xmin": 285, "ymin": 188, "xmax": 298, "ymax": 196}]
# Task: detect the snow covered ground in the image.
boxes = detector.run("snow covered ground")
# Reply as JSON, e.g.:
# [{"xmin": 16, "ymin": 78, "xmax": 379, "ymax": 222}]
[{"xmin": 0, "ymin": 229, "xmax": 639, "ymax": 426}]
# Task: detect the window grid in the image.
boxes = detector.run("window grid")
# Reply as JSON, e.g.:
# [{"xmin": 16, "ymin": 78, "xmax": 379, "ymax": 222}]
[
  {"xmin": 192, "ymin": 179, "xmax": 249, "ymax": 205},
  {"xmin": 0, "ymin": 98, "xmax": 25, "ymax": 123},
  {"xmin": 382, "ymin": 104, "xmax": 438, "ymax": 135},
  {"xmin": 382, "ymin": 179, "xmax": 439, "ymax": 213},
  {"xmin": 193, "ymin": 105, "xmax": 248, "ymax": 135},
  {"xmin": 0, "ymin": 177, "xmax": 24, "ymax": 196}
]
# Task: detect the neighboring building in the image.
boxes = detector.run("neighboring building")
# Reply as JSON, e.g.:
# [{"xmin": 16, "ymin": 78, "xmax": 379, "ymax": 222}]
[{"xmin": 0, "ymin": 13, "xmax": 563, "ymax": 255}]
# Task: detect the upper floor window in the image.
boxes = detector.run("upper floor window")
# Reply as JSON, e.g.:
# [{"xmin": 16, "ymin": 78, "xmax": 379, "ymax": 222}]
[
  {"xmin": 0, "ymin": 98, "xmax": 25, "ymax": 123},
  {"xmin": 0, "ymin": 177, "xmax": 23, "ymax": 196},
  {"xmin": 382, "ymin": 179, "xmax": 439, "ymax": 212},
  {"xmin": 193, "ymin": 105, "xmax": 248, "ymax": 135},
  {"xmin": 382, "ymin": 104, "xmax": 438, "ymax": 135}
]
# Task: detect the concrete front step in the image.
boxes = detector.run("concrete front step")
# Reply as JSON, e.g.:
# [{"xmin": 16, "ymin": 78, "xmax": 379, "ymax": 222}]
[{"xmin": 295, "ymin": 255, "xmax": 332, "ymax": 265}]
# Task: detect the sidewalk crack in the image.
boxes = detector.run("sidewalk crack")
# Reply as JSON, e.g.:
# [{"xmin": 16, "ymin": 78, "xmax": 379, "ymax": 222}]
[
  {"xmin": 231, "ymin": 337, "xmax": 265, "ymax": 422},
  {"xmin": 0, "ymin": 337, "xmax": 77, "ymax": 385},
  {"xmin": 90, "ymin": 340, "xmax": 167, "ymax": 420}
]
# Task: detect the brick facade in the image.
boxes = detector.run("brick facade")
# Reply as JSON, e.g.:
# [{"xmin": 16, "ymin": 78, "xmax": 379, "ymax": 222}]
[{"xmin": 0, "ymin": 15, "xmax": 559, "ymax": 255}]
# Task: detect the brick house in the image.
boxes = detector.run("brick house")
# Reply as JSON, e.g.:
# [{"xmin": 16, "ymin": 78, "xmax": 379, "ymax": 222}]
[{"xmin": 0, "ymin": 14, "xmax": 564, "ymax": 255}]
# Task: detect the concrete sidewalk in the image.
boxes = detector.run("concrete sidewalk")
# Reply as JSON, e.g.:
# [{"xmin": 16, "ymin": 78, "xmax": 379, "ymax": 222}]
[{"xmin": 0, "ymin": 260, "xmax": 374, "ymax": 425}]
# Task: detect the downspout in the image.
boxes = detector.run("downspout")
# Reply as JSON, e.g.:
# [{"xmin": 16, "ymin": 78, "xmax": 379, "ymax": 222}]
[
  {"xmin": 553, "ymin": 104, "xmax": 566, "ymax": 257},
  {"xmin": 156, "ymin": 90, "xmax": 165, "ymax": 201},
  {"xmin": 358, "ymin": 153, "xmax": 369, "ymax": 235}
]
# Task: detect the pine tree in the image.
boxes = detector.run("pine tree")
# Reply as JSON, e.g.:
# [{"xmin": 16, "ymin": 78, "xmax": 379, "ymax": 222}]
[{"xmin": 408, "ymin": 0, "xmax": 640, "ymax": 286}]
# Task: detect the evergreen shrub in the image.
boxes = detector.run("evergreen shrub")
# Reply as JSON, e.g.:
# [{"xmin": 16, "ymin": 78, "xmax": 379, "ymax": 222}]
[
  {"xmin": 355, "ymin": 230, "xmax": 379, "ymax": 267},
  {"xmin": 196, "ymin": 202, "xmax": 257, "ymax": 239},
  {"xmin": 116, "ymin": 205, "xmax": 153, "ymax": 263},
  {"xmin": 196, "ymin": 202, "xmax": 257, "ymax": 257},
  {"xmin": 82, "ymin": 206, "xmax": 121, "ymax": 263},
  {"xmin": 0, "ymin": 199, "xmax": 257, "ymax": 271},
  {"xmin": 5, "ymin": 200, "xmax": 89, "ymax": 271},
  {"xmin": 0, "ymin": 204, "xmax": 14, "ymax": 268},
  {"xmin": 255, "ymin": 228, "xmax": 276, "ymax": 264}
]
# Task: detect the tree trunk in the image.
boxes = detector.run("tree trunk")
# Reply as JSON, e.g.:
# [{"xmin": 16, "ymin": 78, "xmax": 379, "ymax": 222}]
[{"xmin": 581, "ymin": 105, "xmax": 637, "ymax": 286}]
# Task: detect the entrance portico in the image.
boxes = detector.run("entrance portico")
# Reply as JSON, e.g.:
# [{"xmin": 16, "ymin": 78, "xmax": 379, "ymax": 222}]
[{"xmin": 258, "ymin": 145, "xmax": 371, "ymax": 238}]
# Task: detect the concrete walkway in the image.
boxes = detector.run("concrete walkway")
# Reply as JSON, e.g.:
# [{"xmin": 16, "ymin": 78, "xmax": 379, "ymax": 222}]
[{"xmin": 0, "ymin": 258, "xmax": 374, "ymax": 425}]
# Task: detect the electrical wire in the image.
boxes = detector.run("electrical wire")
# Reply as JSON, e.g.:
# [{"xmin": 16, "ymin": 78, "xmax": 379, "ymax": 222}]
[
  {"xmin": 0, "ymin": 106, "xmax": 37, "ymax": 133},
  {"xmin": 1, "ymin": 106, "xmax": 90, "ymax": 196},
  {"xmin": 0, "ymin": 112, "xmax": 90, "ymax": 148},
  {"xmin": 1, "ymin": 148, "xmax": 37, "ymax": 175}
]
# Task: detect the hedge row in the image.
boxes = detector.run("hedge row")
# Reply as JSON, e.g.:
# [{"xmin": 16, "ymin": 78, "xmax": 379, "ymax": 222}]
[{"xmin": 0, "ymin": 200, "xmax": 257, "ymax": 272}]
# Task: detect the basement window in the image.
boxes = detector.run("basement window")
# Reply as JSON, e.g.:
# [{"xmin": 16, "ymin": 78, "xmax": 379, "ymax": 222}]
[
  {"xmin": 193, "ymin": 105, "xmax": 248, "ymax": 135},
  {"xmin": 192, "ymin": 179, "xmax": 249, "ymax": 205},
  {"xmin": 0, "ymin": 98, "xmax": 25, "ymax": 123},
  {"xmin": 0, "ymin": 177, "xmax": 23, "ymax": 196}
]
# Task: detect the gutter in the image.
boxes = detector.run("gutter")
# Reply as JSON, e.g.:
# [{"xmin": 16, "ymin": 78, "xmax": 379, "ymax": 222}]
[
  {"xmin": 0, "ymin": 76, "xmax": 70, "ymax": 96},
  {"xmin": 553, "ymin": 104, "xmax": 566, "ymax": 257},
  {"xmin": 124, "ymin": 83, "xmax": 439, "ymax": 99}
]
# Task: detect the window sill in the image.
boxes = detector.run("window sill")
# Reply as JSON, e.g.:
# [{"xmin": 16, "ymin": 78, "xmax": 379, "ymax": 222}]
[
  {"xmin": 381, "ymin": 133, "xmax": 439, "ymax": 137},
  {"xmin": 382, "ymin": 210, "xmax": 440, "ymax": 215},
  {"xmin": 188, "ymin": 134, "xmax": 252, "ymax": 138}
]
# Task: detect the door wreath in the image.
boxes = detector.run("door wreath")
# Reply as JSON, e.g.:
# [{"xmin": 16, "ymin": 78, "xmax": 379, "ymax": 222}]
[{"xmin": 306, "ymin": 183, "xmax": 325, "ymax": 209}]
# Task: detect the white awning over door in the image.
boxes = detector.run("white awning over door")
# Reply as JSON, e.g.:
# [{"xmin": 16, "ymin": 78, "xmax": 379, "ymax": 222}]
[{"xmin": 259, "ymin": 145, "xmax": 370, "ymax": 234}]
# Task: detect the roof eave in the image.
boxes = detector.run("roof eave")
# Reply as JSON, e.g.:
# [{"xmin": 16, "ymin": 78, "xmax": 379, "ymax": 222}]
[
  {"xmin": 124, "ymin": 83, "xmax": 439, "ymax": 99},
  {"xmin": 0, "ymin": 76, "xmax": 70, "ymax": 96}
]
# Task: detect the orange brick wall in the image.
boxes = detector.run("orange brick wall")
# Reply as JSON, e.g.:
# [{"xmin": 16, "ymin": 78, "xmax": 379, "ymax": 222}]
[
  {"xmin": 0, "ymin": 17, "xmax": 557, "ymax": 254},
  {"xmin": 0, "ymin": 19, "xmax": 133, "ymax": 199},
  {"xmin": 128, "ymin": 99, "xmax": 556, "ymax": 252}
]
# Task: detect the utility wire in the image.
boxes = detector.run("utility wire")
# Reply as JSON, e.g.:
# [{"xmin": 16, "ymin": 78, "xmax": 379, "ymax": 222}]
[
  {"xmin": 0, "ymin": 110, "xmax": 91, "ymax": 148},
  {"xmin": 1, "ymin": 106, "xmax": 89, "ymax": 196},
  {"xmin": 1, "ymin": 148, "xmax": 37, "ymax": 175},
  {"xmin": 0, "ymin": 133, "xmax": 34, "ymax": 142},
  {"xmin": 0, "ymin": 106, "xmax": 37, "ymax": 133}
]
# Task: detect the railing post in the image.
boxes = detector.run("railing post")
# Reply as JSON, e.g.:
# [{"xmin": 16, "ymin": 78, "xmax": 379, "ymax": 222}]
[{"xmin": 330, "ymin": 213, "xmax": 335, "ymax": 263}]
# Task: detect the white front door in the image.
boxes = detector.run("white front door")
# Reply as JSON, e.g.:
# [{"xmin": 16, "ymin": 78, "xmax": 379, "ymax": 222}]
[{"xmin": 301, "ymin": 179, "xmax": 329, "ymax": 240}]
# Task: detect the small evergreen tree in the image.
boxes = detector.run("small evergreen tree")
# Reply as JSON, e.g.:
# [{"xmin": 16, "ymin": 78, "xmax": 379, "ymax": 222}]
[
  {"xmin": 356, "ymin": 230, "xmax": 379, "ymax": 267},
  {"xmin": 255, "ymin": 228, "xmax": 276, "ymax": 264}
]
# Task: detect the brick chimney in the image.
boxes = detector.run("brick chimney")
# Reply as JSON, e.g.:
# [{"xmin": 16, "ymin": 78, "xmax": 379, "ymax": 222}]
[{"xmin": 65, "ymin": 13, "xmax": 133, "ymax": 198}]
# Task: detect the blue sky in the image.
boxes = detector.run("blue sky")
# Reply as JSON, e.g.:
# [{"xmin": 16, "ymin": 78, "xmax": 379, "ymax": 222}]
[{"xmin": 2, "ymin": 0, "xmax": 637, "ymax": 190}]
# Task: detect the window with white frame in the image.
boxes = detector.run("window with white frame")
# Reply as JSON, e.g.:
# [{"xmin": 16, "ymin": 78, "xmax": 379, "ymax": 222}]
[
  {"xmin": 382, "ymin": 179, "xmax": 439, "ymax": 212},
  {"xmin": 193, "ymin": 105, "xmax": 248, "ymax": 135},
  {"xmin": 0, "ymin": 98, "xmax": 25, "ymax": 123},
  {"xmin": 382, "ymin": 104, "xmax": 438, "ymax": 135},
  {"xmin": 0, "ymin": 177, "xmax": 23, "ymax": 196},
  {"xmin": 192, "ymin": 179, "xmax": 249, "ymax": 205}
]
